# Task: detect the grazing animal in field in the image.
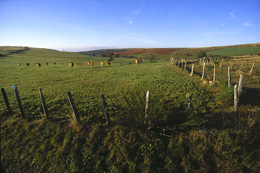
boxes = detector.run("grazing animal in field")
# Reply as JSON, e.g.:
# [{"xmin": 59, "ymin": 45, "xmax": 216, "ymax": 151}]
[
  {"xmin": 18, "ymin": 63, "xmax": 21, "ymax": 66},
  {"xmin": 107, "ymin": 61, "xmax": 111, "ymax": 66},
  {"xmin": 46, "ymin": 62, "xmax": 48, "ymax": 65},
  {"xmin": 101, "ymin": 61, "xmax": 104, "ymax": 66},
  {"xmin": 37, "ymin": 63, "xmax": 41, "ymax": 67},
  {"xmin": 69, "ymin": 62, "xmax": 74, "ymax": 67},
  {"xmin": 89, "ymin": 62, "xmax": 94, "ymax": 67},
  {"xmin": 139, "ymin": 58, "xmax": 142, "ymax": 63},
  {"xmin": 79, "ymin": 63, "xmax": 82, "ymax": 66},
  {"xmin": 26, "ymin": 63, "xmax": 30, "ymax": 66},
  {"xmin": 88, "ymin": 62, "xmax": 90, "ymax": 66},
  {"xmin": 54, "ymin": 62, "xmax": 56, "ymax": 65},
  {"xmin": 135, "ymin": 59, "xmax": 139, "ymax": 64}
]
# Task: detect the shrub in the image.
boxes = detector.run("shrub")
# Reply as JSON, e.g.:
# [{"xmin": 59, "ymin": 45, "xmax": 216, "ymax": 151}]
[{"xmin": 196, "ymin": 51, "xmax": 206, "ymax": 58}]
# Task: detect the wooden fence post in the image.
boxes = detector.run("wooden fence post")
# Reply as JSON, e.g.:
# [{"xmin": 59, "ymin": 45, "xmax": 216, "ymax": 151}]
[
  {"xmin": 12, "ymin": 85, "xmax": 25, "ymax": 119},
  {"xmin": 234, "ymin": 84, "xmax": 238, "ymax": 121},
  {"xmin": 39, "ymin": 88, "xmax": 49, "ymax": 118},
  {"xmin": 238, "ymin": 74, "xmax": 243, "ymax": 99},
  {"xmin": 201, "ymin": 62, "xmax": 205, "ymax": 80},
  {"xmin": 67, "ymin": 92, "xmax": 80, "ymax": 122},
  {"xmin": 228, "ymin": 66, "xmax": 231, "ymax": 88},
  {"xmin": 250, "ymin": 62, "xmax": 255, "ymax": 75},
  {"xmin": 190, "ymin": 64, "xmax": 194, "ymax": 76},
  {"xmin": 219, "ymin": 58, "xmax": 223, "ymax": 68},
  {"xmin": 145, "ymin": 91, "xmax": 150, "ymax": 120},
  {"xmin": 1, "ymin": 88, "xmax": 12, "ymax": 113},
  {"xmin": 213, "ymin": 64, "xmax": 216, "ymax": 82},
  {"xmin": 101, "ymin": 93, "xmax": 110, "ymax": 126},
  {"xmin": 186, "ymin": 93, "xmax": 192, "ymax": 112},
  {"xmin": 169, "ymin": 58, "xmax": 174, "ymax": 66}
]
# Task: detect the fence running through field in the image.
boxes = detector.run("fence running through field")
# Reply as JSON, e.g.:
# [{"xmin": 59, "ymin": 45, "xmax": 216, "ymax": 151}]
[
  {"xmin": 1, "ymin": 57, "xmax": 258, "ymax": 127},
  {"xmin": 169, "ymin": 57, "xmax": 259, "ymax": 119}
]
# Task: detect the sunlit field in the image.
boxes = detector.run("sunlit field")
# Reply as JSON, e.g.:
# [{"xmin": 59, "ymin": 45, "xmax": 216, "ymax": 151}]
[{"xmin": 1, "ymin": 47, "xmax": 259, "ymax": 172}]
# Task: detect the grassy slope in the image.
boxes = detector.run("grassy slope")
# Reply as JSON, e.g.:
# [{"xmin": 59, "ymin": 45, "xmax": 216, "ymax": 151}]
[
  {"xmin": 80, "ymin": 43, "xmax": 260, "ymax": 58},
  {"xmin": 0, "ymin": 46, "xmax": 27, "ymax": 56},
  {"xmin": 207, "ymin": 46, "xmax": 260, "ymax": 56},
  {"xmin": 1, "ymin": 47, "xmax": 260, "ymax": 172}
]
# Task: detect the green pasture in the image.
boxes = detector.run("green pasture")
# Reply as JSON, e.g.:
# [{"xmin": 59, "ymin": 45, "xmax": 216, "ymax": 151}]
[
  {"xmin": 1, "ymin": 47, "xmax": 260, "ymax": 172},
  {"xmin": 206, "ymin": 46, "xmax": 260, "ymax": 56},
  {"xmin": 0, "ymin": 48, "xmax": 211, "ymax": 121}
]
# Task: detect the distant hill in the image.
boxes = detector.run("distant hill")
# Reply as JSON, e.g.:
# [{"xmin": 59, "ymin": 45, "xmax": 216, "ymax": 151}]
[
  {"xmin": 0, "ymin": 46, "xmax": 29, "ymax": 56},
  {"xmin": 80, "ymin": 49, "xmax": 132, "ymax": 57},
  {"xmin": 80, "ymin": 43, "xmax": 260, "ymax": 57},
  {"xmin": 2, "ymin": 43, "xmax": 260, "ymax": 58}
]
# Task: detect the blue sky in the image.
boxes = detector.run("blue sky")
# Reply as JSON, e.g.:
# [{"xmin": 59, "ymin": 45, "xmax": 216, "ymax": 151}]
[{"xmin": 0, "ymin": 0, "xmax": 259, "ymax": 51}]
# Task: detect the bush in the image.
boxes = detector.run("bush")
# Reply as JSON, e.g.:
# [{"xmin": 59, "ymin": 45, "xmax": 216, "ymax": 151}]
[{"xmin": 196, "ymin": 51, "xmax": 206, "ymax": 58}]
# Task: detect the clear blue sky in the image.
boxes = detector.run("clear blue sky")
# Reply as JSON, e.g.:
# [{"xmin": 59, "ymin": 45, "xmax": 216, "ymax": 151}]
[{"xmin": 0, "ymin": 0, "xmax": 260, "ymax": 51}]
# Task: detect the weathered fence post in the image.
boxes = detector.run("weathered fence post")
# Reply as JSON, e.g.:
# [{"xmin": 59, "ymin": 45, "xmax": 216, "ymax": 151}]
[
  {"xmin": 169, "ymin": 58, "xmax": 174, "ymax": 66},
  {"xmin": 39, "ymin": 88, "xmax": 49, "ymax": 118},
  {"xmin": 228, "ymin": 66, "xmax": 231, "ymax": 88},
  {"xmin": 238, "ymin": 74, "xmax": 243, "ymax": 99},
  {"xmin": 201, "ymin": 62, "xmax": 205, "ymax": 80},
  {"xmin": 186, "ymin": 93, "xmax": 192, "ymax": 113},
  {"xmin": 1, "ymin": 88, "xmax": 12, "ymax": 113},
  {"xmin": 145, "ymin": 91, "xmax": 150, "ymax": 120},
  {"xmin": 213, "ymin": 64, "xmax": 216, "ymax": 83},
  {"xmin": 234, "ymin": 84, "xmax": 238, "ymax": 121},
  {"xmin": 190, "ymin": 64, "xmax": 194, "ymax": 76},
  {"xmin": 250, "ymin": 62, "xmax": 255, "ymax": 75},
  {"xmin": 219, "ymin": 58, "xmax": 223, "ymax": 68},
  {"xmin": 12, "ymin": 85, "xmax": 25, "ymax": 118},
  {"xmin": 67, "ymin": 92, "xmax": 80, "ymax": 122},
  {"xmin": 101, "ymin": 93, "xmax": 110, "ymax": 126}
]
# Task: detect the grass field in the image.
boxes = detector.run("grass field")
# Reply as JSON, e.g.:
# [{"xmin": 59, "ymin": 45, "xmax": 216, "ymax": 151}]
[
  {"xmin": 1, "ymin": 47, "xmax": 260, "ymax": 172},
  {"xmin": 207, "ymin": 46, "xmax": 260, "ymax": 56}
]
